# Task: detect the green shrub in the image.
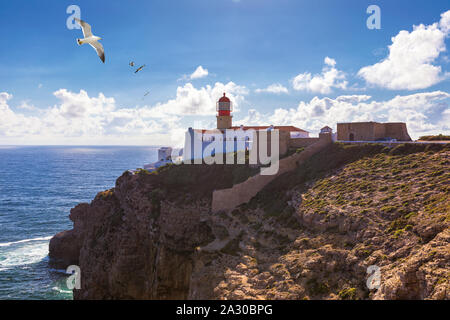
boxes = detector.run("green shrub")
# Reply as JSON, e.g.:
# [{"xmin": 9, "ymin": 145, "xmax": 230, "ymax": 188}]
[
  {"xmin": 338, "ymin": 287, "xmax": 357, "ymax": 300},
  {"xmin": 419, "ymin": 134, "xmax": 450, "ymax": 141}
]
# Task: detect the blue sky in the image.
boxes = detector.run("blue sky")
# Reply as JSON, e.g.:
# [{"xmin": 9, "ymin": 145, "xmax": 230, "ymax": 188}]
[{"xmin": 0, "ymin": 0, "xmax": 449, "ymax": 145}]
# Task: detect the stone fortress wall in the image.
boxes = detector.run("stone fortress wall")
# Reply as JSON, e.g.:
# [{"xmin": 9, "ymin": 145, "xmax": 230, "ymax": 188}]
[
  {"xmin": 337, "ymin": 122, "xmax": 411, "ymax": 141},
  {"xmin": 211, "ymin": 133, "xmax": 333, "ymax": 212}
]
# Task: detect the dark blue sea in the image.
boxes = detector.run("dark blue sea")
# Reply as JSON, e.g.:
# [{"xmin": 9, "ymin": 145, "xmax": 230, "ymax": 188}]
[{"xmin": 0, "ymin": 146, "xmax": 158, "ymax": 300}]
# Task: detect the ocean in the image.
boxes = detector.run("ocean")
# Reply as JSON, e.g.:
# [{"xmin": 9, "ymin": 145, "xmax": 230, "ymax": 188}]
[{"xmin": 0, "ymin": 146, "xmax": 159, "ymax": 300}]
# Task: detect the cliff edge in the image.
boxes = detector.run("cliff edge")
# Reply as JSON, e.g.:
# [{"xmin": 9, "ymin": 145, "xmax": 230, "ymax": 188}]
[{"xmin": 49, "ymin": 143, "xmax": 450, "ymax": 300}]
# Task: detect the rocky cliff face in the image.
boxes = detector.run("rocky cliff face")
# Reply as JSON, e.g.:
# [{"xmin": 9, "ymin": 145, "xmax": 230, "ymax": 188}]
[
  {"xmin": 50, "ymin": 172, "xmax": 215, "ymax": 299},
  {"xmin": 49, "ymin": 143, "xmax": 450, "ymax": 300}
]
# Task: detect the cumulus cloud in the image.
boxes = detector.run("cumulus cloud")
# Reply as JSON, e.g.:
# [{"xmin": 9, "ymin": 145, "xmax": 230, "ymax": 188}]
[
  {"xmin": 234, "ymin": 108, "xmax": 270, "ymax": 127},
  {"xmin": 0, "ymin": 82, "xmax": 248, "ymax": 145},
  {"xmin": 255, "ymin": 83, "xmax": 289, "ymax": 94},
  {"xmin": 440, "ymin": 10, "xmax": 450, "ymax": 35},
  {"xmin": 0, "ymin": 92, "xmax": 12, "ymax": 105},
  {"xmin": 0, "ymin": 93, "xmax": 43, "ymax": 138},
  {"xmin": 234, "ymin": 91, "xmax": 450, "ymax": 139},
  {"xmin": 17, "ymin": 101, "xmax": 38, "ymax": 112},
  {"xmin": 358, "ymin": 10, "xmax": 450, "ymax": 90},
  {"xmin": 52, "ymin": 89, "xmax": 115, "ymax": 119},
  {"xmin": 335, "ymin": 95, "xmax": 372, "ymax": 104},
  {"xmin": 324, "ymin": 57, "xmax": 336, "ymax": 67},
  {"xmin": 147, "ymin": 81, "xmax": 248, "ymax": 117},
  {"xmin": 292, "ymin": 57, "xmax": 348, "ymax": 94},
  {"xmin": 0, "ymin": 90, "xmax": 177, "ymax": 145},
  {"xmin": 190, "ymin": 66, "xmax": 209, "ymax": 80}
]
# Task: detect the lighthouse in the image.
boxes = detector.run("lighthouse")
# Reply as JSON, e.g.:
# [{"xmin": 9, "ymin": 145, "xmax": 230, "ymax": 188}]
[
  {"xmin": 216, "ymin": 93, "xmax": 233, "ymax": 130},
  {"xmin": 183, "ymin": 91, "xmax": 312, "ymax": 162}
]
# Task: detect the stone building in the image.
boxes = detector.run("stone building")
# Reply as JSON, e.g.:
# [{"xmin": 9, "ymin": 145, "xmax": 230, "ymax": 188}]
[{"xmin": 337, "ymin": 122, "xmax": 412, "ymax": 142}]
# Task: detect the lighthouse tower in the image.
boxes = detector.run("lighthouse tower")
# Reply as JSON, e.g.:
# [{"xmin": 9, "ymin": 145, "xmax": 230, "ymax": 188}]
[{"xmin": 216, "ymin": 93, "xmax": 233, "ymax": 130}]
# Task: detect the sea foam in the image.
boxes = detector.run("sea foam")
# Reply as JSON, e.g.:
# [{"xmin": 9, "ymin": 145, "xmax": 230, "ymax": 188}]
[
  {"xmin": 0, "ymin": 237, "xmax": 50, "ymax": 271},
  {"xmin": 0, "ymin": 236, "xmax": 52, "ymax": 247}
]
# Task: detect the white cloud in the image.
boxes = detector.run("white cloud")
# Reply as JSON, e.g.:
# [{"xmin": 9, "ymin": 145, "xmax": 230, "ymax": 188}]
[
  {"xmin": 234, "ymin": 108, "xmax": 269, "ymax": 127},
  {"xmin": 0, "ymin": 90, "xmax": 179, "ymax": 145},
  {"xmin": 324, "ymin": 56, "xmax": 336, "ymax": 67},
  {"xmin": 292, "ymin": 57, "xmax": 348, "ymax": 94},
  {"xmin": 255, "ymin": 83, "xmax": 289, "ymax": 94},
  {"xmin": 440, "ymin": 10, "xmax": 450, "ymax": 35},
  {"xmin": 0, "ymin": 82, "xmax": 248, "ymax": 145},
  {"xmin": 0, "ymin": 93, "xmax": 43, "ymax": 138},
  {"xmin": 0, "ymin": 92, "xmax": 12, "ymax": 106},
  {"xmin": 147, "ymin": 81, "xmax": 248, "ymax": 117},
  {"xmin": 52, "ymin": 89, "xmax": 115, "ymax": 119},
  {"xmin": 234, "ymin": 91, "xmax": 450, "ymax": 139},
  {"xmin": 358, "ymin": 10, "xmax": 450, "ymax": 90},
  {"xmin": 335, "ymin": 95, "xmax": 372, "ymax": 104},
  {"xmin": 17, "ymin": 101, "xmax": 38, "ymax": 112},
  {"xmin": 190, "ymin": 65, "xmax": 209, "ymax": 80}
]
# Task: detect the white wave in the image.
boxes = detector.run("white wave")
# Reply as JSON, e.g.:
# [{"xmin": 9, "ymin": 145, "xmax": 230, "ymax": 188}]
[
  {"xmin": 52, "ymin": 287, "xmax": 72, "ymax": 294},
  {"xmin": 0, "ymin": 237, "xmax": 50, "ymax": 271},
  {"xmin": 0, "ymin": 236, "xmax": 52, "ymax": 247}
]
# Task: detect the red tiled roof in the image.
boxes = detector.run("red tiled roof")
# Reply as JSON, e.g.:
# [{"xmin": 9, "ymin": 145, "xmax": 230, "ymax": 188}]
[
  {"xmin": 193, "ymin": 129, "xmax": 223, "ymax": 134},
  {"xmin": 193, "ymin": 126, "xmax": 309, "ymax": 134},
  {"xmin": 230, "ymin": 126, "xmax": 309, "ymax": 133}
]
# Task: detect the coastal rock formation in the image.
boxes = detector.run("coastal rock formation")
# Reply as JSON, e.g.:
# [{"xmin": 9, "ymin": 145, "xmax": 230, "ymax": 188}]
[{"xmin": 49, "ymin": 143, "xmax": 450, "ymax": 300}]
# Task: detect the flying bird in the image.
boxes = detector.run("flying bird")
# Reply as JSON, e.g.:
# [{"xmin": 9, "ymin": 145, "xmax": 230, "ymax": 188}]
[
  {"xmin": 75, "ymin": 18, "xmax": 105, "ymax": 63},
  {"xmin": 142, "ymin": 91, "xmax": 150, "ymax": 100},
  {"xmin": 134, "ymin": 65, "xmax": 146, "ymax": 73}
]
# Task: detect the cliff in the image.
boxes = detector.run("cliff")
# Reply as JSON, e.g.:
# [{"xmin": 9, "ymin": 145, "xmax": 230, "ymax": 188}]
[{"xmin": 49, "ymin": 143, "xmax": 450, "ymax": 300}]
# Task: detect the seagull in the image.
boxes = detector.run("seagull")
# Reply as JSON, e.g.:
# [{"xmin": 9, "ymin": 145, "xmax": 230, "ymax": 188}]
[
  {"xmin": 134, "ymin": 65, "xmax": 146, "ymax": 73},
  {"xmin": 75, "ymin": 18, "xmax": 105, "ymax": 63},
  {"xmin": 142, "ymin": 91, "xmax": 150, "ymax": 100}
]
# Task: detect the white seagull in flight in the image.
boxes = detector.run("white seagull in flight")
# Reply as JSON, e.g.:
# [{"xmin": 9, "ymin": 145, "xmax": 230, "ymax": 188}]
[{"xmin": 75, "ymin": 18, "xmax": 105, "ymax": 63}]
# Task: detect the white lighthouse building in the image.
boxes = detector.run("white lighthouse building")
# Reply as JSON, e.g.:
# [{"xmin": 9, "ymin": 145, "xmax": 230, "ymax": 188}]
[{"xmin": 183, "ymin": 93, "xmax": 309, "ymax": 162}]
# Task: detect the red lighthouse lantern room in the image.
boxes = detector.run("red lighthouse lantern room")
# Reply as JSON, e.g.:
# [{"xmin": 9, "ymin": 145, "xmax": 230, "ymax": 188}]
[
  {"xmin": 216, "ymin": 93, "xmax": 233, "ymax": 129},
  {"xmin": 216, "ymin": 93, "xmax": 233, "ymax": 116}
]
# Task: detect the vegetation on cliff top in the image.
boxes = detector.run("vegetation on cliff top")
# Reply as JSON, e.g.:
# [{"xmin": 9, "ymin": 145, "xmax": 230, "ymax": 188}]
[
  {"xmin": 131, "ymin": 160, "xmax": 259, "ymax": 200},
  {"xmin": 210, "ymin": 142, "xmax": 449, "ymax": 299},
  {"xmin": 419, "ymin": 134, "xmax": 450, "ymax": 141},
  {"xmin": 253, "ymin": 142, "xmax": 449, "ymax": 215}
]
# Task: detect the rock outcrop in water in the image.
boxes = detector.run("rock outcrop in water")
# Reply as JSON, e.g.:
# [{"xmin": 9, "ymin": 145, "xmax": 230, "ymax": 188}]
[{"xmin": 49, "ymin": 143, "xmax": 450, "ymax": 300}]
